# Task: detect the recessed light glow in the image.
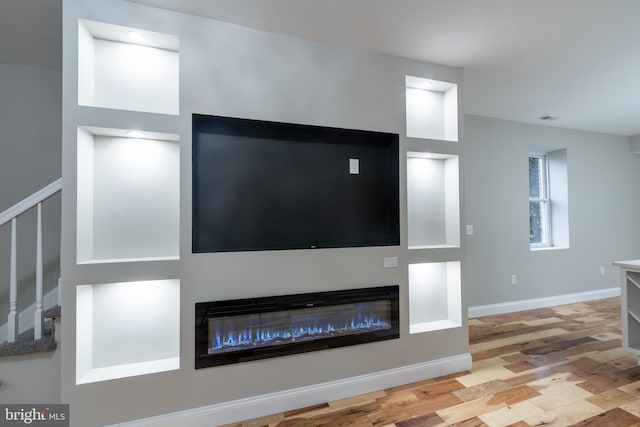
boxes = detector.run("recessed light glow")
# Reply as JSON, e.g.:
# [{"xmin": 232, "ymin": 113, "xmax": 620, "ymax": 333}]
[
  {"xmin": 126, "ymin": 130, "xmax": 144, "ymax": 138},
  {"xmin": 408, "ymin": 151, "xmax": 435, "ymax": 159},
  {"xmin": 126, "ymin": 31, "xmax": 145, "ymax": 43},
  {"xmin": 418, "ymin": 81, "xmax": 432, "ymax": 90}
]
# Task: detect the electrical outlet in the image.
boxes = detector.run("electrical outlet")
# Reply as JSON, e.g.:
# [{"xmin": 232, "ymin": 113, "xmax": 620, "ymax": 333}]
[
  {"xmin": 511, "ymin": 274, "xmax": 517, "ymax": 285},
  {"xmin": 383, "ymin": 257, "xmax": 398, "ymax": 268},
  {"xmin": 600, "ymin": 266, "xmax": 605, "ymax": 275}
]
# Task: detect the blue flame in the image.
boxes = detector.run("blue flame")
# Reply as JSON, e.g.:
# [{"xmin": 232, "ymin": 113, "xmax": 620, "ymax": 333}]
[{"xmin": 208, "ymin": 308, "xmax": 391, "ymax": 355}]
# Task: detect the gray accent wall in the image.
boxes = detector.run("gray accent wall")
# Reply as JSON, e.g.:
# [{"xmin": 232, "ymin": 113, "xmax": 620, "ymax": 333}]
[
  {"xmin": 0, "ymin": 321, "xmax": 61, "ymax": 404},
  {"xmin": 464, "ymin": 115, "xmax": 640, "ymax": 307},
  {"xmin": 0, "ymin": 63, "xmax": 61, "ymax": 208},
  {"xmin": 0, "ymin": 63, "xmax": 61, "ymax": 320}
]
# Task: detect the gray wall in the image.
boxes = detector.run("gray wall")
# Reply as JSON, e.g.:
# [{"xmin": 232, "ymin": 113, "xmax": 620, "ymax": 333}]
[
  {"xmin": 464, "ymin": 115, "xmax": 640, "ymax": 307},
  {"xmin": 0, "ymin": 63, "xmax": 62, "ymax": 321},
  {"xmin": 0, "ymin": 319, "xmax": 61, "ymax": 404},
  {"xmin": 0, "ymin": 63, "xmax": 61, "ymax": 207}
]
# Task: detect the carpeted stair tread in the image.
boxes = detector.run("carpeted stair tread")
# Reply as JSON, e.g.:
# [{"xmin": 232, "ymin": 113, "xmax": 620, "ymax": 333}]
[
  {"xmin": 43, "ymin": 305, "xmax": 61, "ymax": 319},
  {"xmin": 0, "ymin": 319, "xmax": 57, "ymax": 358}
]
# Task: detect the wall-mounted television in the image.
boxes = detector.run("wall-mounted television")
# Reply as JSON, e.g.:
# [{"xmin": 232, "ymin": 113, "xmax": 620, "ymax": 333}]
[{"xmin": 192, "ymin": 114, "xmax": 400, "ymax": 253}]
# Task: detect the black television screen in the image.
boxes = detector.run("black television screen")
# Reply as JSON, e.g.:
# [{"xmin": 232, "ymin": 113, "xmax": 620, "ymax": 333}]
[{"xmin": 192, "ymin": 114, "xmax": 400, "ymax": 253}]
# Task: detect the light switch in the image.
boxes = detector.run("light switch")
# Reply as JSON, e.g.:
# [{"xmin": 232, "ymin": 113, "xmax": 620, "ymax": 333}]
[
  {"xmin": 466, "ymin": 225, "xmax": 474, "ymax": 235},
  {"xmin": 349, "ymin": 158, "xmax": 360, "ymax": 174}
]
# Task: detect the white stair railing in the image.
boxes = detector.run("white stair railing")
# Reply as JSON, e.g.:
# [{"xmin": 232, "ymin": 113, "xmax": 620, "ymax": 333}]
[{"xmin": 1, "ymin": 178, "xmax": 62, "ymax": 343}]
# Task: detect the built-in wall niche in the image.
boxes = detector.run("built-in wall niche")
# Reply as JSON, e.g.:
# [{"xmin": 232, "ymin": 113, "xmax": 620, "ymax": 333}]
[
  {"xmin": 407, "ymin": 152, "xmax": 460, "ymax": 249},
  {"xmin": 76, "ymin": 126, "xmax": 179, "ymax": 264},
  {"xmin": 409, "ymin": 261, "xmax": 462, "ymax": 334},
  {"xmin": 76, "ymin": 279, "xmax": 180, "ymax": 384},
  {"xmin": 406, "ymin": 76, "xmax": 458, "ymax": 141},
  {"xmin": 78, "ymin": 19, "xmax": 179, "ymax": 115}
]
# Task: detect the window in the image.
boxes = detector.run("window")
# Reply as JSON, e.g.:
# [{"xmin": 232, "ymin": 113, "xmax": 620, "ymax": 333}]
[
  {"xmin": 529, "ymin": 154, "xmax": 550, "ymax": 246},
  {"xmin": 528, "ymin": 147, "xmax": 569, "ymax": 250}
]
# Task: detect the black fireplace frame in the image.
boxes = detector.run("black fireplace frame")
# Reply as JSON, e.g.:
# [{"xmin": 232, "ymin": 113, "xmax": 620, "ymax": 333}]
[{"xmin": 195, "ymin": 285, "xmax": 399, "ymax": 369}]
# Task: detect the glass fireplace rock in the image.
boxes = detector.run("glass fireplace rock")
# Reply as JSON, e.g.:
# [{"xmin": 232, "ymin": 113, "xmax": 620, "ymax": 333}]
[{"xmin": 195, "ymin": 285, "xmax": 399, "ymax": 368}]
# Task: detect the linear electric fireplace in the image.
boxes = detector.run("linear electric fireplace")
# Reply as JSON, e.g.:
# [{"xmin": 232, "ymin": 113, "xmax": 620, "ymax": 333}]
[{"xmin": 195, "ymin": 285, "xmax": 399, "ymax": 368}]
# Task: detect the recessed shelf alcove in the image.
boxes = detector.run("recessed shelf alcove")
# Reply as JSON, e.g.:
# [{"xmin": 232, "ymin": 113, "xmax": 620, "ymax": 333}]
[
  {"xmin": 405, "ymin": 76, "xmax": 458, "ymax": 141},
  {"xmin": 76, "ymin": 279, "xmax": 180, "ymax": 385},
  {"xmin": 409, "ymin": 261, "xmax": 462, "ymax": 334},
  {"xmin": 407, "ymin": 152, "xmax": 460, "ymax": 249},
  {"xmin": 76, "ymin": 126, "xmax": 180, "ymax": 264},
  {"xmin": 78, "ymin": 19, "xmax": 179, "ymax": 115}
]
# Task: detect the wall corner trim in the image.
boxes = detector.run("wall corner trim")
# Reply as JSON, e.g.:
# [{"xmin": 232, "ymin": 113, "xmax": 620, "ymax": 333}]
[
  {"xmin": 106, "ymin": 353, "xmax": 472, "ymax": 427},
  {"xmin": 468, "ymin": 287, "xmax": 620, "ymax": 319}
]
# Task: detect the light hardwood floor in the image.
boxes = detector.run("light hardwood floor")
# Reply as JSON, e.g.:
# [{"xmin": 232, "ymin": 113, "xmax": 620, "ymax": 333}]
[{"xmin": 222, "ymin": 297, "xmax": 640, "ymax": 427}]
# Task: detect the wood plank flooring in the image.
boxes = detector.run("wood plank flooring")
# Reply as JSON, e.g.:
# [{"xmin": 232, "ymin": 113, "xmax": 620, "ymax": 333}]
[{"xmin": 222, "ymin": 297, "xmax": 640, "ymax": 427}]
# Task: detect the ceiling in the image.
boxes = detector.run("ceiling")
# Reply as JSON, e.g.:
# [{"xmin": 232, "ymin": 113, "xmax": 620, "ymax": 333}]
[{"xmin": 4, "ymin": 0, "xmax": 640, "ymax": 136}]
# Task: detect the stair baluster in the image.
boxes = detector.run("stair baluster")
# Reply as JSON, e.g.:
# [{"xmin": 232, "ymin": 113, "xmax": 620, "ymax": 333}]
[
  {"xmin": 1, "ymin": 179, "xmax": 61, "ymax": 345},
  {"xmin": 7, "ymin": 218, "xmax": 18, "ymax": 343},
  {"xmin": 34, "ymin": 202, "xmax": 44, "ymax": 340}
]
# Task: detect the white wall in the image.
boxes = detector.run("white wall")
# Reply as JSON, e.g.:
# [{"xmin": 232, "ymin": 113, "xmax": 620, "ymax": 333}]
[
  {"xmin": 78, "ymin": 135, "xmax": 179, "ymax": 262},
  {"xmin": 407, "ymin": 157, "xmax": 447, "ymax": 246},
  {"xmin": 465, "ymin": 115, "xmax": 640, "ymax": 307}
]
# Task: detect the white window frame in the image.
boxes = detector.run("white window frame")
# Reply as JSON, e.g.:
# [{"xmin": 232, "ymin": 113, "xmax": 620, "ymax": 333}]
[{"xmin": 529, "ymin": 153, "xmax": 552, "ymax": 248}]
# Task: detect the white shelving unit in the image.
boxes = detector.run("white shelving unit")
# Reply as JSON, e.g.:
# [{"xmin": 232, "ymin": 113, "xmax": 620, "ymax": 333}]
[
  {"xmin": 404, "ymin": 73, "xmax": 463, "ymax": 335},
  {"xmin": 408, "ymin": 261, "xmax": 462, "ymax": 334},
  {"xmin": 407, "ymin": 152, "xmax": 460, "ymax": 249},
  {"xmin": 78, "ymin": 19, "xmax": 179, "ymax": 115},
  {"xmin": 614, "ymin": 259, "xmax": 640, "ymax": 364},
  {"xmin": 76, "ymin": 279, "xmax": 180, "ymax": 384},
  {"xmin": 76, "ymin": 126, "xmax": 180, "ymax": 264},
  {"xmin": 405, "ymin": 76, "xmax": 458, "ymax": 142},
  {"xmin": 73, "ymin": 20, "xmax": 182, "ymax": 384}
]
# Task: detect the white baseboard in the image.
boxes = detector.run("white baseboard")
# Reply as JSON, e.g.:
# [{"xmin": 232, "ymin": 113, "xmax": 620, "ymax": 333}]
[
  {"xmin": 0, "ymin": 287, "xmax": 58, "ymax": 343},
  {"xmin": 468, "ymin": 287, "xmax": 620, "ymax": 319},
  {"xmin": 107, "ymin": 353, "xmax": 472, "ymax": 427}
]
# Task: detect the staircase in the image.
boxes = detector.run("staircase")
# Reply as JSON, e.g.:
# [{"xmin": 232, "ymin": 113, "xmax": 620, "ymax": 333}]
[{"xmin": 0, "ymin": 179, "xmax": 62, "ymax": 356}]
